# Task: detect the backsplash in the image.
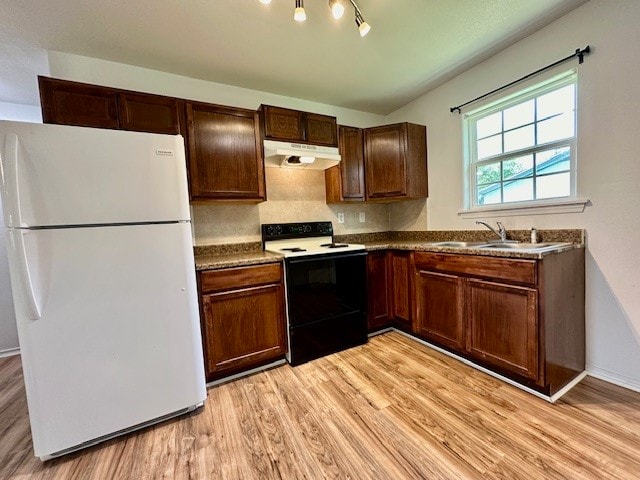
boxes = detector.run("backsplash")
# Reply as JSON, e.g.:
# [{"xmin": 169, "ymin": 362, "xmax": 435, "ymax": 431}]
[{"xmin": 191, "ymin": 168, "xmax": 391, "ymax": 245}]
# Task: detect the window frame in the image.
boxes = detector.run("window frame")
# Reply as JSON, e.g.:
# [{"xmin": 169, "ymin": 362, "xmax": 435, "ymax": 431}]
[{"xmin": 461, "ymin": 70, "xmax": 586, "ymax": 216}]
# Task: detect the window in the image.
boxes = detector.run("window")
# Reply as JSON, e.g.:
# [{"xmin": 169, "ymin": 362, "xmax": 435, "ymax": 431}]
[{"xmin": 464, "ymin": 71, "xmax": 577, "ymax": 212}]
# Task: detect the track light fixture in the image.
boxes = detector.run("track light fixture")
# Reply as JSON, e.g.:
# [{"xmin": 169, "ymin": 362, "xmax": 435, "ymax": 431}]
[{"xmin": 258, "ymin": 0, "xmax": 371, "ymax": 37}]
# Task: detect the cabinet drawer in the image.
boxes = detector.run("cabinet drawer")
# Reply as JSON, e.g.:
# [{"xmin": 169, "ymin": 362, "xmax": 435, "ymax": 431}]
[
  {"xmin": 414, "ymin": 252, "xmax": 537, "ymax": 286},
  {"xmin": 200, "ymin": 263, "xmax": 282, "ymax": 293}
]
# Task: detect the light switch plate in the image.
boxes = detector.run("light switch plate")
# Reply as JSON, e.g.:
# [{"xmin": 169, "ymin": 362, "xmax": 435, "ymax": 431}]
[
  {"xmin": 359, "ymin": 212, "xmax": 366, "ymax": 223},
  {"xmin": 337, "ymin": 212, "xmax": 345, "ymax": 224}
]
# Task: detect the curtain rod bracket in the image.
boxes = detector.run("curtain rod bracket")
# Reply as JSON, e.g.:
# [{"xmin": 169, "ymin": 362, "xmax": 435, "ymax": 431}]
[{"xmin": 450, "ymin": 45, "xmax": 591, "ymax": 114}]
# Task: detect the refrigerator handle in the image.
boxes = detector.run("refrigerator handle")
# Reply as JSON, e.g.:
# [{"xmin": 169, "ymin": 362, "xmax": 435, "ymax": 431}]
[
  {"xmin": 11, "ymin": 230, "xmax": 42, "ymax": 320},
  {"xmin": 2, "ymin": 134, "xmax": 23, "ymax": 227}
]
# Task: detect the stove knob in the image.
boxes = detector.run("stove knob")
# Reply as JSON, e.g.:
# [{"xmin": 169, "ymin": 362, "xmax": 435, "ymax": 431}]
[{"xmin": 303, "ymin": 224, "xmax": 312, "ymax": 233}]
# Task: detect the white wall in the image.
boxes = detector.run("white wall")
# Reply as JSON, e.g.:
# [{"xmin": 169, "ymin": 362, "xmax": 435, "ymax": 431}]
[
  {"xmin": 0, "ymin": 103, "xmax": 43, "ymax": 354},
  {"xmin": 385, "ymin": 0, "xmax": 640, "ymax": 390},
  {"xmin": 0, "ymin": 102, "xmax": 42, "ymax": 122},
  {"xmin": 47, "ymin": 51, "xmax": 385, "ymax": 128}
]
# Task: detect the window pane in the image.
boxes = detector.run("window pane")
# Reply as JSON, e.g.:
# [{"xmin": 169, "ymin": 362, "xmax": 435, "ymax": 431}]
[
  {"xmin": 476, "ymin": 162, "xmax": 501, "ymax": 185},
  {"xmin": 503, "ymin": 155, "xmax": 533, "ymax": 181},
  {"xmin": 477, "ymin": 183, "xmax": 501, "ymax": 205},
  {"xmin": 536, "ymin": 172, "xmax": 570, "ymax": 199},
  {"xmin": 537, "ymin": 113, "xmax": 574, "ymax": 144},
  {"xmin": 504, "ymin": 100, "xmax": 534, "ymax": 130},
  {"xmin": 477, "ymin": 134, "xmax": 502, "ymax": 160},
  {"xmin": 504, "ymin": 125, "xmax": 534, "ymax": 153},
  {"xmin": 537, "ymin": 84, "xmax": 575, "ymax": 120},
  {"xmin": 476, "ymin": 112, "xmax": 502, "ymax": 139},
  {"xmin": 536, "ymin": 147, "xmax": 570, "ymax": 174},
  {"xmin": 503, "ymin": 178, "xmax": 533, "ymax": 203}
]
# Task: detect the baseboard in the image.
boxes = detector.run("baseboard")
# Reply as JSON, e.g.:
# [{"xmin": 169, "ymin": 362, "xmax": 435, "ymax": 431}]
[
  {"xmin": 206, "ymin": 359, "xmax": 287, "ymax": 388},
  {"xmin": 587, "ymin": 368, "xmax": 640, "ymax": 394},
  {"xmin": 0, "ymin": 347, "xmax": 20, "ymax": 358}
]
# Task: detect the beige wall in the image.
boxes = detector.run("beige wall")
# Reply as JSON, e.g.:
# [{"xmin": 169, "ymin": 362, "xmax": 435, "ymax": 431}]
[
  {"xmin": 192, "ymin": 168, "xmax": 390, "ymax": 245},
  {"xmin": 385, "ymin": 0, "xmax": 640, "ymax": 391}
]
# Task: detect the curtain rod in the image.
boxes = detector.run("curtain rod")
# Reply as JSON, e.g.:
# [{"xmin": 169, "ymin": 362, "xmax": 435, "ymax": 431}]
[{"xmin": 450, "ymin": 45, "xmax": 591, "ymax": 114}]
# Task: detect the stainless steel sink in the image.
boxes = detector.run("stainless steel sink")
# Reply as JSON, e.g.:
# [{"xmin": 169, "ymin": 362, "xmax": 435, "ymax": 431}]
[
  {"xmin": 479, "ymin": 242, "xmax": 570, "ymax": 252},
  {"xmin": 434, "ymin": 241, "xmax": 491, "ymax": 248}
]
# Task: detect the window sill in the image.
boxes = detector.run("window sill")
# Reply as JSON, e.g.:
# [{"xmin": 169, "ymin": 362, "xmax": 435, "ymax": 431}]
[{"xmin": 458, "ymin": 197, "xmax": 589, "ymax": 218}]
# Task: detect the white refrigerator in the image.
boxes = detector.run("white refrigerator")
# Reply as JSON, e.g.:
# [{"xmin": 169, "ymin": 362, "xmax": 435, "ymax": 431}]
[{"xmin": 0, "ymin": 121, "xmax": 207, "ymax": 460}]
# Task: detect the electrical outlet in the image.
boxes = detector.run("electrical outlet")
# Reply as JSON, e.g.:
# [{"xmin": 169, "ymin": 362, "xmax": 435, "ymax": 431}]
[
  {"xmin": 359, "ymin": 212, "xmax": 366, "ymax": 223},
  {"xmin": 337, "ymin": 212, "xmax": 345, "ymax": 224}
]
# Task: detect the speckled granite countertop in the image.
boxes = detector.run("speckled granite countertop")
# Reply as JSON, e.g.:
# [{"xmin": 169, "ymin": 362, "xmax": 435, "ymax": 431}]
[
  {"xmin": 194, "ymin": 229, "xmax": 585, "ymax": 270},
  {"xmin": 359, "ymin": 240, "xmax": 582, "ymax": 259},
  {"xmin": 195, "ymin": 250, "xmax": 283, "ymax": 271}
]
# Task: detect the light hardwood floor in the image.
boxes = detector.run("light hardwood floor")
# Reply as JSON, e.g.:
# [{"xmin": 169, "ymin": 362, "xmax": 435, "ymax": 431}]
[{"xmin": 2, "ymin": 331, "xmax": 640, "ymax": 479}]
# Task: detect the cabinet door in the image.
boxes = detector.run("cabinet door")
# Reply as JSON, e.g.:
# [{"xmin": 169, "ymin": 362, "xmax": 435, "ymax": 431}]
[
  {"xmin": 414, "ymin": 270, "xmax": 465, "ymax": 350},
  {"xmin": 338, "ymin": 126, "xmax": 365, "ymax": 199},
  {"xmin": 305, "ymin": 112, "xmax": 338, "ymax": 146},
  {"xmin": 118, "ymin": 92, "xmax": 183, "ymax": 134},
  {"xmin": 39, "ymin": 76, "xmax": 119, "ymax": 129},
  {"xmin": 367, "ymin": 251, "xmax": 391, "ymax": 331},
  {"xmin": 262, "ymin": 105, "xmax": 304, "ymax": 141},
  {"xmin": 187, "ymin": 102, "xmax": 265, "ymax": 201},
  {"xmin": 201, "ymin": 283, "xmax": 286, "ymax": 378},
  {"xmin": 364, "ymin": 124, "xmax": 407, "ymax": 198},
  {"xmin": 390, "ymin": 251, "xmax": 412, "ymax": 330},
  {"xmin": 466, "ymin": 279, "xmax": 539, "ymax": 381}
]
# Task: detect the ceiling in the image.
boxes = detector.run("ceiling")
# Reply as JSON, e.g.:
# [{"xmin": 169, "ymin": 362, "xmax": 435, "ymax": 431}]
[{"xmin": 0, "ymin": 0, "xmax": 589, "ymax": 114}]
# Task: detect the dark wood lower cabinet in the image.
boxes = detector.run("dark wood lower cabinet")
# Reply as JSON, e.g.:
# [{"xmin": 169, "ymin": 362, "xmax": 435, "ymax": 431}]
[
  {"xmin": 466, "ymin": 279, "xmax": 539, "ymax": 381},
  {"xmin": 390, "ymin": 251, "xmax": 412, "ymax": 330},
  {"xmin": 414, "ymin": 270, "xmax": 464, "ymax": 350},
  {"xmin": 199, "ymin": 263, "xmax": 286, "ymax": 380},
  {"xmin": 367, "ymin": 251, "xmax": 391, "ymax": 332},
  {"xmin": 413, "ymin": 249, "xmax": 584, "ymax": 396}
]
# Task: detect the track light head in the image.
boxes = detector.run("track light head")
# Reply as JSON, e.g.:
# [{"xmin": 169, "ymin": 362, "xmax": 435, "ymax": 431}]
[
  {"xmin": 328, "ymin": 0, "xmax": 345, "ymax": 20},
  {"xmin": 355, "ymin": 11, "xmax": 371, "ymax": 37},
  {"xmin": 294, "ymin": 0, "xmax": 306, "ymax": 22}
]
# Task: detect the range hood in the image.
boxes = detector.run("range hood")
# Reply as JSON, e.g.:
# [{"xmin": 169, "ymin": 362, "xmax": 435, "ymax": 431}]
[{"xmin": 263, "ymin": 140, "xmax": 341, "ymax": 170}]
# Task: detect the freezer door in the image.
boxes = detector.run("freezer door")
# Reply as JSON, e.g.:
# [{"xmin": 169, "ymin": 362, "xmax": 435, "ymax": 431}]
[
  {"xmin": 6, "ymin": 222, "xmax": 206, "ymax": 457},
  {"xmin": 0, "ymin": 121, "xmax": 190, "ymax": 228}
]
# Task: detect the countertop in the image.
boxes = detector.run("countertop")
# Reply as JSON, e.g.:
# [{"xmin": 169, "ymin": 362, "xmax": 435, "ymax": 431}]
[{"xmin": 194, "ymin": 238, "xmax": 584, "ymax": 271}]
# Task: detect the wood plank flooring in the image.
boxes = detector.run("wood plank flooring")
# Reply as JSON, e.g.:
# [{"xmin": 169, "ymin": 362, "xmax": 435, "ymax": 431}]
[{"xmin": 1, "ymin": 331, "xmax": 639, "ymax": 479}]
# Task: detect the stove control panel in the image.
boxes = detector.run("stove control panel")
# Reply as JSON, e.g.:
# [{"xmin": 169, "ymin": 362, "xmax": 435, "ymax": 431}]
[{"xmin": 261, "ymin": 222, "xmax": 334, "ymax": 242}]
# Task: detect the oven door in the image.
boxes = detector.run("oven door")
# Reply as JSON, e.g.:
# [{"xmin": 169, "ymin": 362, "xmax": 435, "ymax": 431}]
[{"xmin": 285, "ymin": 251, "xmax": 368, "ymax": 365}]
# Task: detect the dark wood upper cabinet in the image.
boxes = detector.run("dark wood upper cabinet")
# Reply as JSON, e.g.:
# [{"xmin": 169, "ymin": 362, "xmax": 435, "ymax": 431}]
[
  {"xmin": 38, "ymin": 76, "xmax": 185, "ymax": 135},
  {"xmin": 118, "ymin": 92, "xmax": 183, "ymax": 134},
  {"xmin": 364, "ymin": 123, "xmax": 428, "ymax": 200},
  {"xmin": 260, "ymin": 105, "xmax": 338, "ymax": 146},
  {"xmin": 261, "ymin": 105, "xmax": 304, "ymax": 141},
  {"xmin": 304, "ymin": 112, "xmax": 338, "ymax": 146},
  {"xmin": 39, "ymin": 76, "xmax": 119, "ymax": 129},
  {"xmin": 325, "ymin": 125, "xmax": 365, "ymax": 203},
  {"xmin": 326, "ymin": 122, "xmax": 428, "ymax": 204},
  {"xmin": 186, "ymin": 102, "xmax": 265, "ymax": 202}
]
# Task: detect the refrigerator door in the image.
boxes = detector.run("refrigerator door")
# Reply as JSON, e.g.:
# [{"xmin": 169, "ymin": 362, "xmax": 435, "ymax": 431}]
[
  {"xmin": 0, "ymin": 121, "xmax": 190, "ymax": 228},
  {"xmin": 6, "ymin": 222, "xmax": 206, "ymax": 458}
]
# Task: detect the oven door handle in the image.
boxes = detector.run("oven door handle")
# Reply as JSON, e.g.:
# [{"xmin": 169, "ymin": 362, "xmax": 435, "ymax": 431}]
[{"xmin": 286, "ymin": 251, "xmax": 368, "ymax": 264}]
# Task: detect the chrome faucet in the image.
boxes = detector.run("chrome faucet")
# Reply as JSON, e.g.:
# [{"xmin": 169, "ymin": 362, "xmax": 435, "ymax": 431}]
[{"xmin": 476, "ymin": 221, "xmax": 507, "ymax": 243}]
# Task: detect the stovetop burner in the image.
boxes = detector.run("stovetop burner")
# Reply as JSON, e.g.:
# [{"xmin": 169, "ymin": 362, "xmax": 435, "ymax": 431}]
[
  {"xmin": 320, "ymin": 243, "xmax": 349, "ymax": 249},
  {"xmin": 262, "ymin": 222, "xmax": 366, "ymax": 258}
]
